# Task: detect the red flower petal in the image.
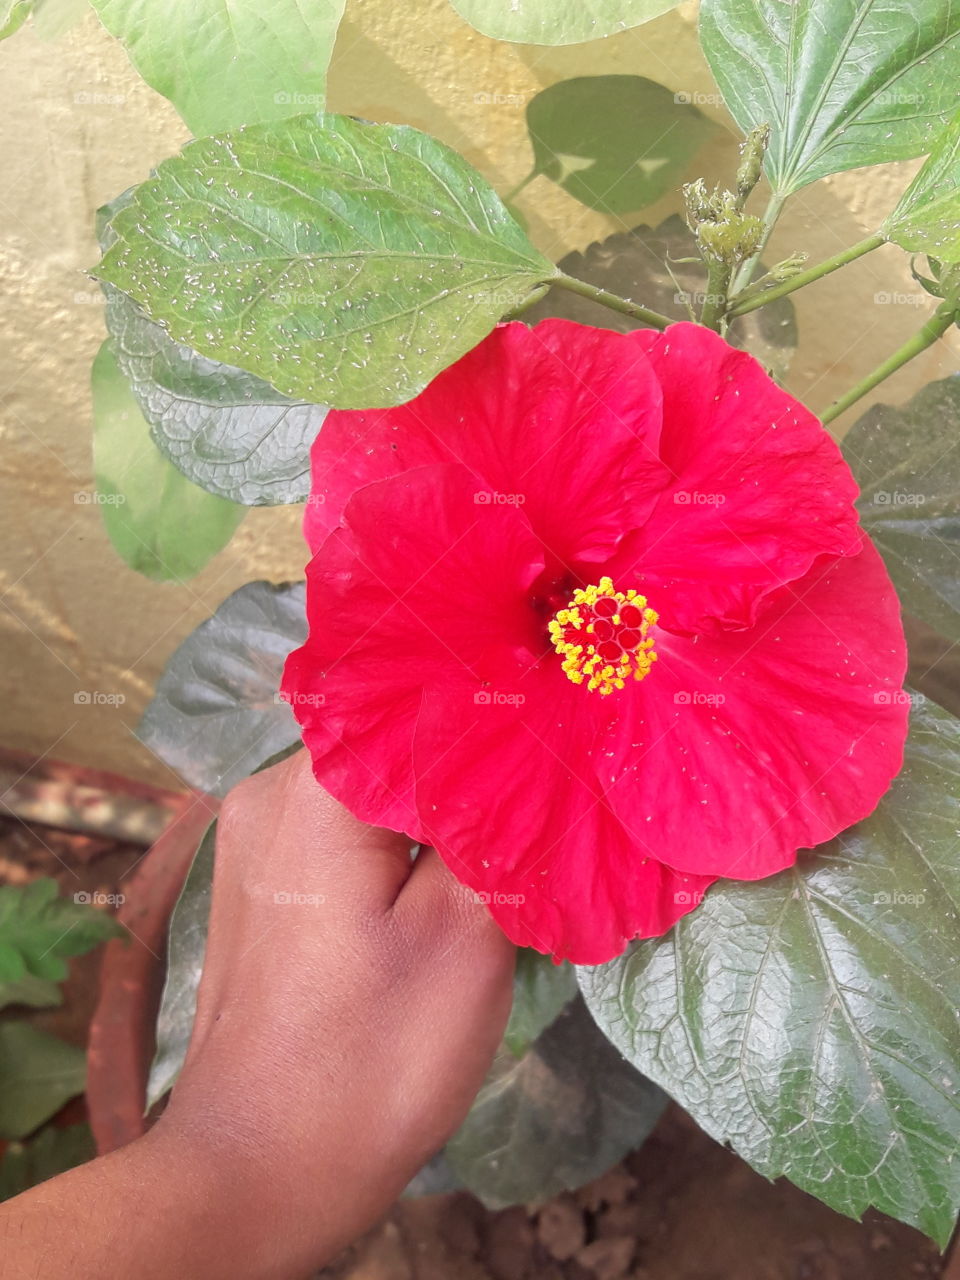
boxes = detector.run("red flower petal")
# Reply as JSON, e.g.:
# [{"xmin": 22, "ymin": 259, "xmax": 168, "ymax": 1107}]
[
  {"xmin": 284, "ymin": 320, "xmax": 910, "ymax": 963},
  {"xmin": 600, "ymin": 539, "xmax": 908, "ymax": 878},
  {"xmin": 305, "ymin": 320, "xmax": 669, "ymax": 570},
  {"xmin": 607, "ymin": 323, "xmax": 864, "ymax": 633},
  {"xmin": 282, "ymin": 462, "xmax": 544, "ymax": 834},
  {"xmin": 413, "ymin": 668, "xmax": 716, "ymax": 963}
]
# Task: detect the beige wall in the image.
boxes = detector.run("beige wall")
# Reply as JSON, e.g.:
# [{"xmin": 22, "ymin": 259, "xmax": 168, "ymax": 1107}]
[{"xmin": 1, "ymin": 0, "xmax": 956, "ymax": 785}]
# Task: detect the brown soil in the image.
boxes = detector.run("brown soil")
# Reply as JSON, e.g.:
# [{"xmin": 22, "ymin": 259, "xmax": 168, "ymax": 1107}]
[{"xmin": 322, "ymin": 1106, "xmax": 944, "ymax": 1280}]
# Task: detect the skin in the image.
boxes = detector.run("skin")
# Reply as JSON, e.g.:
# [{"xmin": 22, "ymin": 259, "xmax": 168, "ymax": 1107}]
[{"xmin": 0, "ymin": 752, "xmax": 516, "ymax": 1279}]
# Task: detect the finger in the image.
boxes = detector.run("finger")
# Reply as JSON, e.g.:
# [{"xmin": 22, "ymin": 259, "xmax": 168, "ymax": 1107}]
[
  {"xmin": 221, "ymin": 750, "xmax": 416, "ymax": 910},
  {"xmin": 395, "ymin": 846, "xmax": 517, "ymax": 961}
]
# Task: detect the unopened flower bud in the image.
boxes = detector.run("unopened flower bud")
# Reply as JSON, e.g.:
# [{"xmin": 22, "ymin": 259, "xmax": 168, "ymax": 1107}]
[{"xmin": 736, "ymin": 124, "xmax": 771, "ymax": 206}]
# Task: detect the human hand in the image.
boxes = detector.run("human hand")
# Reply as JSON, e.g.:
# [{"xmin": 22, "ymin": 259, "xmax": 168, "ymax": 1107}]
[
  {"xmin": 0, "ymin": 751, "xmax": 515, "ymax": 1280},
  {"xmin": 159, "ymin": 749, "xmax": 516, "ymax": 1272}
]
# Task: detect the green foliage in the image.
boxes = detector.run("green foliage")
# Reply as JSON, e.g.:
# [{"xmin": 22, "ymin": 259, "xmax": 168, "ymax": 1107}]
[
  {"xmin": 0, "ymin": 1124, "xmax": 95, "ymax": 1201},
  {"xmin": 844, "ymin": 375, "xmax": 960, "ymax": 641},
  {"xmin": 0, "ymin": 0, "xmax": 31, "ymax": 39},
  {"xmin": 91, "ymin": 343, "xmax": 245, "ymax": 580},
  {"xmin": 98, "ymin": 191, "xmax": 322, "ymax": 507},
  {"xmin": 95, "ymin": 113, "xmax": 557, "ymax": 409},
  {"xmin": 524, "ymin": 215, "xmax": 798, "ymax": 382},
  {"xmin": 580, "ymin": 700, "xmax": 960, "ymax": 1247},
  {"xmin": 89, "ymin": 0, "xmax": 347, "ymax": 136},
  {"xmin": 0, "ymin": 974, "xmax": 62, "ymax": 1012},
  {"xmin": 447, "ymin": 999, "xmax": 666, "ymax": 1207},
  {"xmin": 101, "ymin": 285, "xmax": 323, "ymax": 505},
  {"xmin": 524, "ymin": 76, "xmax": 717, "ymax": 214},
  {"xmin": 0, "ymin": 1024, "xmax": 87, "ymax": 1140},
  {"xmin": 147, "ymin": 822, "xmax": 216, "ymax": 1108},
  {"xmin": 448, "ymin": 0, "xmax": 679, "ymax": 45},
  {"xmin": 137, "ymin": 581, "xmax": 306, "ymax": 796},
  {"xmin": 883, "ymin": 115, "xmax": 960, "ymax": 263},
  {"xmin": 700, "ymin": 0, "xmax": 960, "ymax": 194},
  {"xmin": 504, "ymin": 949, "xmax": 577, "ymax": 1058},
  {"xmin": 0, "ymin": 879, "xmax": 123, "ymax": 985}
]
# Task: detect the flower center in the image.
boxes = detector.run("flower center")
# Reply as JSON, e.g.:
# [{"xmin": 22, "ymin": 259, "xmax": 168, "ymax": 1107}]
[{"xmin": 548, "ymin": 577, "xmax": 658, "ymax": 696}]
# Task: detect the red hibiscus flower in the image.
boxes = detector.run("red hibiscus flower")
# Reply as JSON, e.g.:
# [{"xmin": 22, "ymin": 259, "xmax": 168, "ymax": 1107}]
[{"xmin": 281, "ymin": 320, "xmax": 908, "ymax": 963}]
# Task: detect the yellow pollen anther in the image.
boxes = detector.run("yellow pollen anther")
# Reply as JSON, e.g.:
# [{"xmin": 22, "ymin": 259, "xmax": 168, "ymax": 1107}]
[{"xmin": 547, "ymin": 576, "xmax": 658, "ymax": 697}]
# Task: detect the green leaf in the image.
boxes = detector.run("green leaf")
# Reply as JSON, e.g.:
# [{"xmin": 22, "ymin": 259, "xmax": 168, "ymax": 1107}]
[
  {"xmin": 147, "ymin": 822, "xmax": 216, "ymax": 1108},
  {"xmin": 524, "ymin": 76, "xmax": 717, "ymax": 215},
  {"xmin": 844, "ymin": 375, "xmax": 960, "ymax": 641},
  {"xmin": 448, "ymin": 0, "xmax": 679, "ymax": 45},
  {"xmin": 0, "ymin": 1123, "xmax": 95, "ymax": 1202},
  {"xmin": 31, "ymin": 0, "xmax": 89, "ymax": 39},
  {"xmin": 103, "ymin": 287, "xmax": 324, "ymax": 505},
  {"xmin": 580, "ymin": 699, "xmax": 960, "ymax": 1247},
  {"xmin": 0, "ymin": 974, "xmax": 62, "ymax": 1013},
  {"xmin": 0, "ymin": 0, "xmax": 31, "ymax": 38},
  {"xmin": 0, "ymin": 1024, "xmax": 86, "ymax": 1139},
  {"xmin": 504, "ymin": 949, "xmax": 577, "ymax": 1058},
  {"xmin": 524, "ymin": 214, "xmax": 798, "ymax": 381},
  {"xmin": 699, "ymin": 0, "xmax": 960, "ymax": 195},
  {"xmin": 0, "ymin": 879, "xmax": 124, "ymax": 985},
  {"xmin": 138, "ymin": 580, "xmax": 306, "ymax": 795},
  {"xmin": 91, "ymin": 343, "xmax": 245, "ymax": 580},
  {"xmin": 883, "ymin": 114, "xmax": 960, "ymax": 263},
  {"xmin": 404, "ymin": 1153, "xmax": 462, "ymax": 1198},
  {"xmin": 447, "ymin": 998, "xmax": 666, "ymax": 1208},
  {"xmin": 88, "ymin": 0, "xmax": 347, "ymax": 136},
  {"xmin": 94, "ymin": 113, "xmax": 557, "ymax": 409},
  {"xmin": 98, "ymin": 191, "xmax": 323, "ymax": 507}
]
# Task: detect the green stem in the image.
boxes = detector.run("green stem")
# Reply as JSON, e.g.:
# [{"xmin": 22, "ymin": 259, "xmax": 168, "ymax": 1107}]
[
  {"xmin": 729, "ymin": 190, "xmax": 786, "ymax": 294},
  {"xmin": 553, "ymin": 273, "xmax": 672, "ymax": 330},
  {"xmin": 729, "ymin": 233, "xmax": 885, "ymax": 318},
  {"xmin": 700, "ymin": 259, "xmax": 732, "ymax": 332},
  {"xmin": 821, "ymin": 303, "xmax": 956, "ymax": 426}
]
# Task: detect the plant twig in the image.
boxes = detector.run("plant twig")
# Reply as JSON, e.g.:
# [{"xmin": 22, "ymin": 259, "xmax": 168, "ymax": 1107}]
[
  {"xmin": 821, "ymin": 303, "xmax": 956, "ymax": 426},
  {"xmin": 729, "ymin": 234, "xmax": 885, "ymax": 317},
  {"xmin": 553, "ymin": 273, "xmax": 672, "ymax": 329}
]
